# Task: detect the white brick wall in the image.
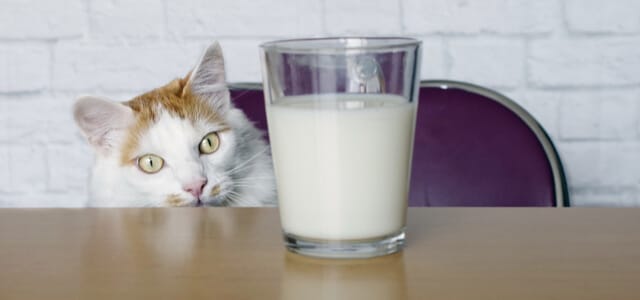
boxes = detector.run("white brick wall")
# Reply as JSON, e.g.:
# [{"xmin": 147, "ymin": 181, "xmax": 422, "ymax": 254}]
[
  {"xmin": 166, "ymin": 0, "xmax": 324, "ymax": 37},
  {"xmin": 565, "ymin": 0, "xmax": 640, "ymax": 34},
  {"xmin": 529, "ymin": 38, "xmax": 640, "ymax": 87},
  {"xmin": 325, "ymin": 0, "xmax": 401, "ymax": 35},
  {"xmin": 403, "ymin": 0, "xmax": 558, "ymax": 35},
  {"xmin": 0, "ymin": 0, "xmax": 639, "ymax": 207},
  {"xmin": 0, "ymin": 145, "xmax": 9, "ymax": 193},
  {"xmin": 448, "ymin": 39, "xmax": 525, "ymax": 88},
  {"xmin": 0, "ymin": 45, "xmax": 49, "ymax": 92},
  {"xmin": 0, "ymin": 0, "xmax": 85, "ymax": 39},
  {"xmin": 53, "ymin": 41, "xmax": 204, "ymax": 91},
  {"xmin": 558, "ymin": 91, "xmax": 639, "ymax": 140},
  {"xmin": 90, "ymin": 0, "xmax": 165, "ymax": 39}
]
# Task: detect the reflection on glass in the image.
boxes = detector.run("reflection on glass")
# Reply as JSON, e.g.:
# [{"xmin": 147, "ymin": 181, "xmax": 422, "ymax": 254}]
[{"xmin": 281, "ymin": 252, "xmax": 407, "ymax": 300}]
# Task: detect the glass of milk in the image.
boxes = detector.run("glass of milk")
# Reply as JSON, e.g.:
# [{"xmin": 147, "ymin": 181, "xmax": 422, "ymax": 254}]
[{"xmin": 260, "ymin": 37, "xmax": 421, "ymax": 258}]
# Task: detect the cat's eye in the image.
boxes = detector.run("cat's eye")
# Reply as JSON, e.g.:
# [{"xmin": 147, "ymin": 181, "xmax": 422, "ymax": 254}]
[
  {"xmin": 199, "ymin": 132, "xmax": 220, "ymax": 154},
  {"xmin": 137, "ymin": 154, "xmax": 164, "ymax": 174}
]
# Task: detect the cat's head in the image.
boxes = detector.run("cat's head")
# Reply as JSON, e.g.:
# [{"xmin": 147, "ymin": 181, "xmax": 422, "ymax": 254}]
[{"xmin": 74, "ymin": 42, "xmax": 260, "ymax": 207}]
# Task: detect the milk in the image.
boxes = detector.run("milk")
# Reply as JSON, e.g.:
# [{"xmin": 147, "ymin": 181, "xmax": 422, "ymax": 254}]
[{"xmin": 267, "ymin": 94, "xmax": 416, "ymax": 240}]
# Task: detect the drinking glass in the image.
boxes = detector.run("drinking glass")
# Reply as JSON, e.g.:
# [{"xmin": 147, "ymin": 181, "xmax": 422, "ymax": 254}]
[{"xmin": 260, "ymin": 37, "xmax": 421, "ymax": 258}]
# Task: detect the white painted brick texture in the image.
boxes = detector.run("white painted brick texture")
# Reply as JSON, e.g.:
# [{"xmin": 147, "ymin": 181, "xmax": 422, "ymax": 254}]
[
  {"xmin": 516, "ymin": 91, "xmax": 560, "ymax": 139},
  {"xmin": 0, "ymin": 0, "xmax": 84, "ymax": 39},
  {"xmin": 529, "ymin": 38, "xmax": 640, "ymax": 87},
  {"xmin": 565, "ymin": 0, "xmax": 640, "ymax": 34},
  {"xmin": 418, "ymin": 38, "xmax": 446, "ymax": 79},
  {"xmin": 0, "ymin": 0, "xmax": 639, "ymax": 207},
  {"xmin": 53, "ymin": 42, "xmax": 204, "ymax": 92},
  {"xmin": 166, "ymin": 0, "xmax": 323, "ymax": 37},
  {"xmin": 90, "ymin": 0, "xmax": 165, "ymax": 39},
  {"xmin": 7, "ymin": 144, "xmax": 48, "ymax": 193},
  {"xmin": 0, "ymin": 45, "xmax": 49, "ymax": 92},
  {"xmin": 0, "ymin": 146, "xmax": 9, "ymax": 193},
  {"xmin": 559, "ymin": 141, "xmax": 640, "ymax": 189},
  {"xmin": 324, "ymin": 0, "xmax": 401, "ymax": 35},
  {"xmin": 448, "ymin": 39, "xmax": 525, "ymax": 88},
  {"xmin": 403, "ymin": 0, "xmax": 558, "ymax": 34},
  {"xmin": 47, "ymin": 144, "xmax": 92, "ymax": 195},
  {"xmin": 559, "ymin": 91, "xmax": 639, "ymax": 141},
  {"xmin": 0, "ymin": 95, "xmax": 82, "ymax": 144},
  {"xmin": 217, "ymin": 39, "xmax": 269, "ymax": 82}
]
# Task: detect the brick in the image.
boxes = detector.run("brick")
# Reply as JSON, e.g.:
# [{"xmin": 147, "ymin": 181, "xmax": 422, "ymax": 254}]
[
  {"xmin": 166, "ymin": 0, "xmax": 323, "ymax": 38},
  {"xmin": 46, "ymin": 95, "xmax": 88, "ymax": 144},
  {"xmin": 53, "ymin": 42, "xmax": 204, "ymax": 92},
  {"xmin": 601, "ymin": 93, "xmax": 639, "ymax": 140},
  {"xmin": 0, "ymin": 146, "xmax": 9, "ymax": 192},
  {"xmin": 448, "ymin": 39, "xmax": 525, "ymax": 88},
  {"xmin": 0, "ymin": 45, "xmax": 49, "ymax": 92},
  {"xmin": 217, "ymin": 39, "xmax": 268, "ymax": 83},
  {"xmin": 0, "ymin": 98, "xmax": 46, "ymax": 143},
  {"xmin": 419, "ymin": 38, "xmax": 446, "ymax": 79},
  {"xmin": 90, "ymin": 0, "xmax": 164, "ymax": 38},
  {"xmin": 47, "ymin": 144, "xmax": 92, "ymax": 194},
  {"xmin": 558, "ymin": 95, "xmax": 599, "ymax": 140},
  {"xmin": 558, "ymin": 91, "xmax": 638, "ymax": 140},
  {"xmin": 529, "ymin": 38, "xmax": 640, "ymax": 87},
  {"xmin": 324, "ymin": 0, "xmax": 400, "ymax": 35},
  {"xmin": 557, "ymin": 141, "xmax": 640, "ymax": 188},
  {"xmin": 570, "ymin": 187, "xmax": 638, "ymax": 207},
  {"xmin": 0, "ymin": 100, "xmax": 6, "ymax": 140},
  {"xmin": 403, "ymin": 0, "xmax": 557, "ymax": 34},
  {"xmin": 8, "ymin": 144, "xmax": 48, "ymax": 193},
  {"xmin": 501, "ymin": 90, "xmax": 527, "ymax": 106},
  {"xmin": 0, "ymin": 95, "xmax": 82, "ymax": 144},
  {"xmin": 0, "ymin": 0, "xmax": 84, "ymax": 39},
  {"xmin": 515, "ymin": 91, "xmax": 560, "ymax": 139},
  {"xmin": 0, "ymin": 192, "xmax": 88, "ymax": 207},
  {"xmin": 100, "ymin": 92, "xmax": 139, "ymax": 101},
  {"xmin": 565, "ymin": 0, "xmax": 640, "ymax": 34},
  {"xmin": 0, "ymin": 96, "xmax": 43, "ymax": 143}
]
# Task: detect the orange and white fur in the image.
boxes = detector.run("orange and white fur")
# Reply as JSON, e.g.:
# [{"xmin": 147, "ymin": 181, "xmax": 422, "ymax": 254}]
[{"xmin": 73, "ymin": 42, "xmax": 275, "ymax": 207}]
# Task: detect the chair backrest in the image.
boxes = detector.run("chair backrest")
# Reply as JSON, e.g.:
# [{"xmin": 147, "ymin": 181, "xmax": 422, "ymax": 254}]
[{"xmin": 229, "ymin": 81, "xmax": 569, "ymax": 207}]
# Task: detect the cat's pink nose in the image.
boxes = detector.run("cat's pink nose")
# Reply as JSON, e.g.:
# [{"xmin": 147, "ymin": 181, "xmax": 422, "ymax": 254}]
[{"xmin": 183, "ymin": 178, "xmax": 207, "ymax": 198}]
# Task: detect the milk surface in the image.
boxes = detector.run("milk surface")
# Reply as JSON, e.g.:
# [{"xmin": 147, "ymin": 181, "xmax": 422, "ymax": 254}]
[{"xmin": 267, "ymin": 94, "xmax": 416, "ymax": 240}]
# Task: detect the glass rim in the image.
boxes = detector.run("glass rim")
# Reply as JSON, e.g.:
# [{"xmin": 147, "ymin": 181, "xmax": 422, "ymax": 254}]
[{"xmin": 260, "ymin": 37, "xmax": 421, "ymax": 53}]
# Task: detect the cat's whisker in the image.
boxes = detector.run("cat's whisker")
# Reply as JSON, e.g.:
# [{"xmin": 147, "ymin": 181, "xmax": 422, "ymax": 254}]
[
  {"xmin": 224, "ymin": 147, "xmax": 270, "ymax": 176},
  {"xmin": 225, "ymin": 155, "xmax": 266, "ymax": 175},
  {"xmin": 232, "ymin": 178, "xmax": 274, "ymax": 184},
  {"xmin": 231, "ymin": 184, "xmax": 265, "ymax": 190},
  {"xmin": 228, "ymin": 191, "xmax": 256, "ymax": 205},
  {"xmin": 228, "ymin": 188, "xmax": 275, "ymax": 206},
  {"xmin": 227, "ymin": 190, "xmax": 244, "ymax": 197},
  {"xmin": 231, "ymin": 182, "xmax": 276, "ymax": 189},
  {"xmin": 225, "ymin": 192, "xmax": 250, "ymax": 206},
  {"xmin": 233, "ymin": 176, "xmax": 274, "ymax": 180}
]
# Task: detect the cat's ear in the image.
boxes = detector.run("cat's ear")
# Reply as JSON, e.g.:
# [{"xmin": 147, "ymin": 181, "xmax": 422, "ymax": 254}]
[
  {"xmin": 184, "ymin": 42, "xmax": 230, "ymax": 114},
  {"xmin": 73, "ymin": 96, "xmax": 135, "ymax": 155}
]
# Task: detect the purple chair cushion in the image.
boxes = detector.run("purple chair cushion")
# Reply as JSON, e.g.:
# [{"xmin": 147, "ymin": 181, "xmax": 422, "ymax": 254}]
[
  {"xmin": 230, "ymin": 82, "xmax": 562, "ymax": 207},
  {"xmin": 412, "ymin": 85, "xmax": 556, "ymax": 206},
  {"xmin": 231, "ymin": 88, "xmax": 271, "ymax": 144}
]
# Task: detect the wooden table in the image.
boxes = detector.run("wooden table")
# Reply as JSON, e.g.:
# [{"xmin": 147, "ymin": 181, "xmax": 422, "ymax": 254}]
[{"xmin": 1, "ymin": 208, "xmax": 639, "ymax": 299}]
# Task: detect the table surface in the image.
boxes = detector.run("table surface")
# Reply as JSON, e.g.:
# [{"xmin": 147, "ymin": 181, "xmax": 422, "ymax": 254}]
[{"xmin": 1, "ymin": 208, "xmax": 639, "ymax": 299}]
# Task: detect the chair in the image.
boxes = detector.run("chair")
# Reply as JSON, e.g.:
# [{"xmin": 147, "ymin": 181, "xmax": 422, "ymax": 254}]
[{"xmin": 229, "ymin": 80, "xmax": 569, "ymax": 207}]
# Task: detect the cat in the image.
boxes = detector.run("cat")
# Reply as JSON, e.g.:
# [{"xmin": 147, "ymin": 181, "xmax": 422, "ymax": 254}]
[{"xmin": 73, "ymin": 42, "xmax": 276, "ymax": 207}]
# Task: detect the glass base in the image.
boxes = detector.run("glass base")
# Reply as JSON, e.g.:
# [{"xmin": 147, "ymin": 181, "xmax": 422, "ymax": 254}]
[{"xmin": 283, "ymin": 228, "xmax": 405, "ymax": 259}]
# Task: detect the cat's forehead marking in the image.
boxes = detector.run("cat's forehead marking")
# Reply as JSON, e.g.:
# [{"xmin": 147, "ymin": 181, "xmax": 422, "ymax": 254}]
[{"xmin": 120, "ymin": 78, "xmax": 226, "ymax": 164}]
